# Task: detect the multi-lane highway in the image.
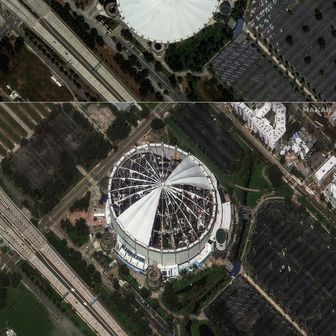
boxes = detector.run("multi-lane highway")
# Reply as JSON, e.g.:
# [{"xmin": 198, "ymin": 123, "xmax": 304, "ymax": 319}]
[
  {"xmin": 0, "ymin": 104, "xmax": 172, "ymax": 335},
  {"xmin": 0, "ymin": 188, "xmax": 127, "ymax": 336},
  {"xmin": 2, "ymin": 0, "xmax": 135, "ymax": 102}
]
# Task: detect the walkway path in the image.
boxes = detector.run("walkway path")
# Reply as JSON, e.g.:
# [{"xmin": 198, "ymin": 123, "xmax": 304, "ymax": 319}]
[
  {"xmin": 243, "ymin": 273, "xmax": 307, "ymax": 336},
  {"xmin": 234, "ymin": 184, "xmax": 260, "ymax": 192}
]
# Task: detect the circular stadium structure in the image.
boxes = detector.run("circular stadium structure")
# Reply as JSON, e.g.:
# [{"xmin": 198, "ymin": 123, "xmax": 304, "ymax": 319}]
[
  {"xmin": 106, "ymin": 144, "xmax": 232, "ymax": 276},
  {"xmin": 116, "ymin": 0, "xmax": 221, "ymax": 43}
]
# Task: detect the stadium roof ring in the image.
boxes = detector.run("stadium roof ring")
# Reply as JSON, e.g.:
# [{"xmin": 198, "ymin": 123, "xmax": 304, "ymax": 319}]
[
  {"xmin": 107, "ymin": 143, "xmax": 225, "ymax": 268},
  {"xmin": 116, "ymin": 0, "xmax": 222, "ymax": 44}
]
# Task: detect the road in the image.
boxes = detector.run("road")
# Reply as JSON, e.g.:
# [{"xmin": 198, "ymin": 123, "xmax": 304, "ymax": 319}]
[
  {"xmin": 48, "ymin": 103, "xmax": 170, "ymax": 223},
  {"xmin": 2, "ymin": 0, "xmax": 135, "ymax": 102},
  {"xmin": 214, "ymin": 103, "xmax": 336, "ymax": 227},
  {"xmin": 116, "ymin": 36, "xmax": 186, "ymax": 102},
  {"xmin": 0, "ymin": 188, "xmax": 127, "ymax": 336}
]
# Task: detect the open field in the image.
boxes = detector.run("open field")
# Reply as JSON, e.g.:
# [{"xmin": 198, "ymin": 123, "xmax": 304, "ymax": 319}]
[
  {"xmin": 0, "ymin": 47, "xmax": 73, "ymax": 101},
  {"xmin": 205, "ymin": 276, "xmax": 298, "ymax": 336},
  {"xmin": 0, "ymin": 284, "xmax": 65, "ymax": 336},
  {"xmin": 0, "ymin": 103, "xmax": 52, "ymax": 157},
  {"xmin": 161, "ymin": 266, "xmax": 230, "ymax": 315},
  {"xmin": 0, "ymin": 107, "xmax": 27, "ymax": 138},
  {"xmin": 247, "ymin": 200, "xmax": 336, "ymax": 336},
  {"xmin": 1, "ymin": 105, "xmax": 111, "ymax": 215}
]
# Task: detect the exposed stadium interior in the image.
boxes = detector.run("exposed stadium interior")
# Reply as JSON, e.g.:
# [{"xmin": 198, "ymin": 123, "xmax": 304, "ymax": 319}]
[{"xmin": 106, "ymin": 143, "xmax": 233, "ymax": 277}]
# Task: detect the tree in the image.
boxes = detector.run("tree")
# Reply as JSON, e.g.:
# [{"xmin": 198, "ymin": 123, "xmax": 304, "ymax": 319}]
[
  {"xmin": 107, "ymin": 116, "xmax": 131, "ymax": 141},
  {"xmin": 119, "ymin": 263, "xmax": 129, "ymax": 276},
  {"xmin": 0, "ymin": 54, "xmax": 9, "ymax": 74},
  {"xmin": 14, "ymin": 36, "xmax": 25, "ymax": 53},
  {"xmin": 267, "ymin": 165, "xmax": 282, "ymax": 189},
  {"xmin": 143, "ymin": 51, "xmax": 155, "ymax": 63},
  {"xmin": 140, "ymin": 287, "xmax": 151, "ymax": 299},
  {"xmin": 285, "ymin": 35, "xmax": 294, "ymax": 45},
  {"xmin": 151, "ymin": 117, "xmax": 165, "ymax": 130},
  {"xmin": 112, "ymin": 278, "xmax": 120, "ymax": 290}
]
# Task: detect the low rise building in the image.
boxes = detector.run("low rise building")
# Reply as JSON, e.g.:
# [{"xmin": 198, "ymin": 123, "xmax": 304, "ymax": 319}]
[
  {"xmin": 228, "ymin": 102, "xmax": 286, "ymax": 150},
  {"xmin": 314, "ymin": 155, "xmax": 336, "ymax": 186},
  {"xmin": 324, "ymin": 177, "xmax": 336, "ymax": 209}
]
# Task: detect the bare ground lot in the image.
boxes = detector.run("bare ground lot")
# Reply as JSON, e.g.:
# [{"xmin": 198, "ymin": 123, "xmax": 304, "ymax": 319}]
[
  {"xmin": 247, "ymin": 201, "xmax": 336, "ymax": 336},
  {"xmin": 247, "ymin": 0, "xmax": 336, "ymax": 100},
  {"xmin": 1, "ymin": 104, "xmax": 110, "ymax": 215}
]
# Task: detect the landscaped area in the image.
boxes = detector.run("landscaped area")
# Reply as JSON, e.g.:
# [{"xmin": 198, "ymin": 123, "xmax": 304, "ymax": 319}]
[
  {"xmin": 0, "ymin": 47, "xmax": 73, "ymax": 101},
  {"xmin": 161, "ymin": 266, "xmax": 230, "ymax": 315},
  {"xmin": 165, "ymin": 23, "xmax": 232, "ymax": 72}
]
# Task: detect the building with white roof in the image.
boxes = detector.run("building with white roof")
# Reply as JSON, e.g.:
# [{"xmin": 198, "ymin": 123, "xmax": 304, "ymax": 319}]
[
  {"xmin": 324, "ymin": 176, "xmax": 336, "ymax": 209},
  {"xmin": 106, "ymin": 143, "xmax": 232, "ymax": 276},
  {"xmin": 315, "ymin": 155, "xmax": 336, "ymax": 186},
  {"xmin": 117, "ymin": 0, "xmax": 221, "ymax": 43},
  {"xmin": 329, "ymin": 111, "xmax": 336, "ymax": 127},
  {"xmin": 227, "ymin": 102, "xmax": 287, "ymax": 150}
]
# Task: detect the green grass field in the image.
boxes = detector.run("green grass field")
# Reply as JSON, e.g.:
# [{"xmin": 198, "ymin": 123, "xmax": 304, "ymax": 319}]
[
  {"xmin": 246, "ymin": 161, "xmax": 270, "ymax": 207},
  {"xmin": 191, "ymin": 320, "xmax": 218, "ymax": 336},
  {"xmin": 1, "ymin": 48, "xmax": 73, "ymax": 102},
  {"xmin": 0, "ymin": 284, "xmax": 63, "ymax": 336}
]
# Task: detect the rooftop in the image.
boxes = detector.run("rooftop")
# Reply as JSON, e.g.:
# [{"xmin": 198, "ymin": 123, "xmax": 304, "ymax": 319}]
[
  {"xmin": 117, "ymin": 0, "xmax": 220, "ymax": 43},
  {"xmin": 109, "ymin": 144, "xmax": 218, "ymax": 250}
]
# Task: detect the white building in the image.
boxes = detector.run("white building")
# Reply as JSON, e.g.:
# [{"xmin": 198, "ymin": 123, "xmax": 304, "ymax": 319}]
[
  {"xmin": 117, "ymin": 0, "xmax": 221, "ymax": 43},
  {"xmin": 324, "ymin": 176, "xmax": 336, "ymax": 209},
  {"xmin": 314, "ymin": 155, "xmax": 336, "ymax": 186},
  {"xmin": 329, "ymin": 112, "xmax": 336, "ymax": 127},
  {"xmin": 106, "ymin": 143, "xmax": 232, "ymax": 277},
  {"xmin": 228, "ymin": 102, "xmax": 287, "ymax": 150}
]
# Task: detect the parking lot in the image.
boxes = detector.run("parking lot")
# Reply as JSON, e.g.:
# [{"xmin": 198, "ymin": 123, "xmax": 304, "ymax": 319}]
[
  {"xmin": 211, "ymin": 40, "xmax": 303, "ymax": 101},
  {"xmin": 205, "ymin": 276, "xmax": 298, "ymax": 335},
  {"xmin": 247, "ymin": 0, "xmax": 336, "ymax": 100},
  {"xmin": 247, "ymin": 201, "xmax": 336, "ymax": 336}
]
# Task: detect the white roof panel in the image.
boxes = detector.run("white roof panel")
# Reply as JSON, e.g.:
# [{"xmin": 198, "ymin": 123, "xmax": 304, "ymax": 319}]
[
  {"xmin": 118, "ymin": 187, "xmax": 162, "ymax": 245},
  {"xmin": 117, "ymin": 0, "xmax": 220, "ymax": 43}
]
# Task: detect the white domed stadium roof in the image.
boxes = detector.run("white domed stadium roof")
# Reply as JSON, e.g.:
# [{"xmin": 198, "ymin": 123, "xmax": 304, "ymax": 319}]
[
  {"xmin": 117, "ymin": 0, "xmax": 220, "ymax": 43},
  {"xmin": 108, "ymin": 143, "xmax": 218, "ymax": 250}
]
